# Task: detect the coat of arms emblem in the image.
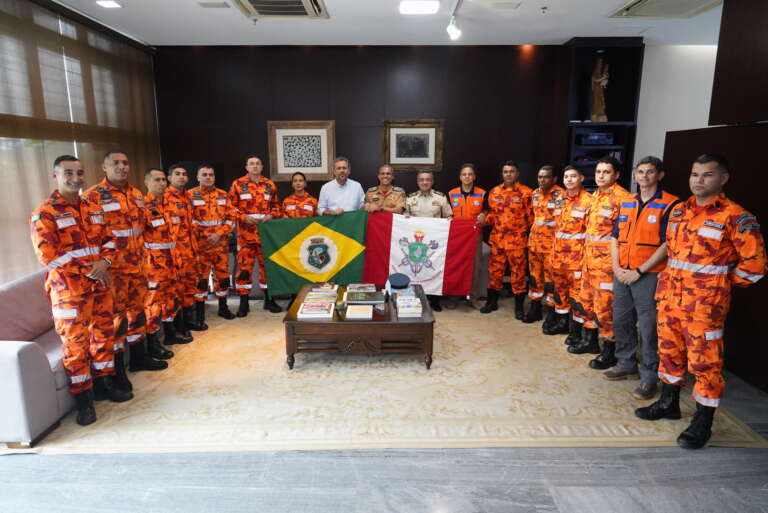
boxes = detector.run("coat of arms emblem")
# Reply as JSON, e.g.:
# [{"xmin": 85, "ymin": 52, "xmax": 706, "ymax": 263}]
[
  {"xmin": 307, "ymin": 237, "xmax": 331, "ymax": 270},
  {"xmin": 398, "ymin": 229, "xmax": 439, "ymax": 274}
]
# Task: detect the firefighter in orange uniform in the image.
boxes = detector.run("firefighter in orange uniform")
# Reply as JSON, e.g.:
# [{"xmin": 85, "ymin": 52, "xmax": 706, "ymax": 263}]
[
  {"xmin": 448, "ymin": 164, "xmax": 486, "ymax": 304},
  {"xmin": 550, "ymin": 166, "xmax": 591, "ymax": 345},
  {"xmin": 189, "ymin": 164, "xmax": 236, "ymax": 322},
  {"xmin": 524, "ymin": 165, "xmax": 564, "ymax": 327},
  {"xmin": 282, "ymin": 172, "xmax": 318, "ymax": 218},
  {"xmin": 636, "ymin": 154, "xmax": 766, "ymax": 450},
  {"xmin": 605, "ymin": 156, "xmax": 680, "ymax": 401},
  {"xmin": 568, "ymin": 156, "xmax": 631, "ymax": 366},
  {"xmin": 481, "ymin": 161, "xmax": 533, "ymax": 319},
  {"xmin": 229, "ymin": 155, "xmax": 283, "ymax": 317},
  {"xmin": 31, "ymin": 155, "xmax": 132, "ymax": 426},
  {"xmin": 82, "ymin": 151, "xmax": 166, "ymax": 386},
  {"xmin": 143, "ymin": 168, "xmax": 191, "ymax": 362},
  {"xmin": 164, "ymin": 163, "xmax": 202, "ymax": 333}
]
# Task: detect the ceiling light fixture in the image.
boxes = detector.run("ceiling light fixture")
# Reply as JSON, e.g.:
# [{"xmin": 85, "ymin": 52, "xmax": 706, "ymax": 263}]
[
  {"xmin": 399, "ymin": 1, "xmax": 440, "ymax": 15},
  {"xmin": 96, "ymin": 1, "xmax": 122, "ymax": 8},
  {"xmin": 445, "ymin": 0, "xmax": 464, "ymax": 41}
]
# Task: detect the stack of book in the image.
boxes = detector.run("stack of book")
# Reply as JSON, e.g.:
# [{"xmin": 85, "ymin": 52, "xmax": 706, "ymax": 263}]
[
  {"xmin": 346, "ymin": 283, "xmax": 376, "ymax": 293},
  {"xmin": 394, "ymin": 288, "xmax": 422, "ymax": 318},
  {"xmin": 345, "ymin": 304, "xmax": 373, "ymax": 320},
  {"xmin": 345, "ymin": 290, "xmax": 386, "ymax": 305},
  {"xmin": 297, "ymin": 285, "xmax": 339, "ymax": 320}
]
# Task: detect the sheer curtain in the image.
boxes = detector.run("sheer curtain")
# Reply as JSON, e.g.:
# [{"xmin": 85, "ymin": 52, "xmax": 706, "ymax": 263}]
[{"xmin": 0, "ymin": 0, "xmax": 160, "ymax": 283}]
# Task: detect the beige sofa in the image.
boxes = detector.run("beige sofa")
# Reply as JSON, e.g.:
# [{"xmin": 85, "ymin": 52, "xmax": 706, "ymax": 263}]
[{"xmin": 0, "ymin": 269, "xmax": 72, "ymax": 448}]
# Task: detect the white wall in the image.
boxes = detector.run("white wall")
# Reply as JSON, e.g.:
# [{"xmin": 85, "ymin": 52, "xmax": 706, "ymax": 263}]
[{"xmin": 634, "ymin": 45, "xmax": 718, "ymax": 174}]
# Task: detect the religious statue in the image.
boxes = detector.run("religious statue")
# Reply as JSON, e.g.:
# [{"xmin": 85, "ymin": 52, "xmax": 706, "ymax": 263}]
[{"xmin": 590, "ymin": 58, "xmax": 609, "ymax": 122}]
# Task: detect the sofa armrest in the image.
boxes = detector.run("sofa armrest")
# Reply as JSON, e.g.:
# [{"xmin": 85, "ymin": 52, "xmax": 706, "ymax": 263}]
[{"xmin": 0, "ymin": 341, "xmax": 60, "ymax": 446}]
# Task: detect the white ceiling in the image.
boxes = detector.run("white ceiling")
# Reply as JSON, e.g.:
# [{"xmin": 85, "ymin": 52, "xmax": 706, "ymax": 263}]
[{"xmin": 54, "ymin": 0, "xmax": 723, "ymax": 46}]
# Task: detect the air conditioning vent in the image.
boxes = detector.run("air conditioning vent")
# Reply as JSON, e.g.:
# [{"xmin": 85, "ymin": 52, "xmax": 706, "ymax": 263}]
[
  {"xmin": 197, "ymin": 2, "xmax": 230, "ymax": 8},
  {"xmin": 232, "ymin": 0, "xmax": 329, "ymax": 19},
  {"xmin": 610, "ymin": 0, "xmax": 722, "ymax": 19}
]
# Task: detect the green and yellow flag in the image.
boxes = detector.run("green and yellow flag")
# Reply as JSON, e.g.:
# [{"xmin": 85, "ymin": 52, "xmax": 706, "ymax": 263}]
[{"xmin": 258, "ymin": 210, "xmax": 368, "ymax": 296}]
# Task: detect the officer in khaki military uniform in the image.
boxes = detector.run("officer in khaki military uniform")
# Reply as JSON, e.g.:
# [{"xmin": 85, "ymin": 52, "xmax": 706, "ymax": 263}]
[
  {"xmin": 364, "ymin": 165, "xmax": 406, "ymax": 213},
  {"xmin": 406, "ymin": 170, "xmax": 453, "ymax": 219},
  {"xmin": 405, "ymin": 170, "xmax": 452, "ymax": 311}
]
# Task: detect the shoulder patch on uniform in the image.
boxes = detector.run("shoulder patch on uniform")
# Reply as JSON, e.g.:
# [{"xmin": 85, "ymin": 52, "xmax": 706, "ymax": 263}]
[
  {"xmin": 408, "ymin": 191, "xmax": 419, "ymax": 198},
  {"xmin": 736, "ymin": 213, "xmax": 757, "ymax": 226},
  {"xmin": 433, "ymin": 190, "xmax": 445, "ymax": 197},
  {"xmin": 367, "ymin": 186, "xmax": 378, "ymax": 192},
  {"xmin": 393, "ymin": 186, "xmax": 405, "ymax": 193},
  {"xmin": 739, "ymin": 223, "xmax": 761, "ymax": 233}
]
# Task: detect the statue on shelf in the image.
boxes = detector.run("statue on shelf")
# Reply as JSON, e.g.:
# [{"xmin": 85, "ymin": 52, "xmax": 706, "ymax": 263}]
[{"xmin": 590, "ymin": 57, "xmax": 609, "ymax": 122}]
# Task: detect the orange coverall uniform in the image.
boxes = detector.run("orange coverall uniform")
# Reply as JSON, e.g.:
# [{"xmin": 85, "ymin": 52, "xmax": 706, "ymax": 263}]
[
  {"xmin": 656, "ymin": 193, "xmax": 766, "ymax": 406},
  {"xmin": 579, "ymin": 182, "xmax": 630, "ymax": 338},
  {"xmin": 282, "ymin": 193, "xmax": 318, "ymax": 218},
  {"xmin": 189, "ymin": 185, "xmax": 235, "ymax": 300},
  {"xmin": 82, "ymin": 179, "xmax": 147, "ymax": 351},
  {"xmin": 30, "ymin": 190, "xmax": 117, "ymax": 394},
  {"xmin": 550, "ymin": 188, "xmax": 591, "ymax": 317},
  {"xmin": 485, "ymin": 182, "xmax": 533, "ymax": 294},
  {"xmin": 228, "ymin": 175, "xmax": 281, "ymax": 295},
  {"xmin": 142, "ymin": 193, "xmax": 180, "ymax": 334},
  {"xmin": 163, "ymin": 185, "xmax": 198, "ymax": 309},
  {"xmin": 528, "ymin": 185, "xmax": 564, "ymax": 304}
]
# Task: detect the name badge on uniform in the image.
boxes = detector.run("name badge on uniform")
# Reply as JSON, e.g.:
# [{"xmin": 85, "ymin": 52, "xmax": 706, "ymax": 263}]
[
  {"xmin": 217, "ymin": 199, "xmax": 226, "ymax": 206},
  {"xmin": 249, "ymin": 213, "xmax": 266, "ymax": 219},
  {"xmin": 432, "ymin": 201, "xmax": 441, "ymax": 206},
  {"xmin": 193, "ymin": 200, "xmax": 205, "ymax": 206},
  {"xmin": 553, "ymin": 209, "xmax": 562, "ymax": 216},
  {"xmin": 547, "ymin": 202, "xmax": 555, "ymax": 209},
  {"xmin": 698, "ymin": 226, "xmax": 723, "ymax": 240},
  {"xmin": 240, "ymin": 193, "xmax": 252, "ymax": 200},
  {"xmin": 151, "ymin": 218, "xmax": 166, "ymax": 227},
  {"xmin": 264, "ymin": 194, "xmax": 271, "ymax": 200},
  {"xmin": 56, "ymin": 217, "xmax": 77, "ymax": 228},
  {"xmin": 453, "ymin": 201, "xmax": 460, "ymax": 206},
  {"xmin": 473, "ymin": 200, "xmax": 481, "ymax": 206},
  {"xmin": 102, "ymin": 202, "xmax": 121, "ymax": 212},
  {"xmin": 91, "ymin": 215, "xmax": 104, "ymax": 224},
  {"xmin": 302, "ymin": 204, "xmax": 313, "ymax": 211},
  {"xmin": 598, "ymin": 209, "xmax": 612, "ymax": 217},
  {"xmin": 285, "ymin": 205, "xmax": 297, "ymax": 211},
  {"xmin": 647, "ymin": 214, "xmax": 657, "ymax": 224},
  {"xmin": 171, "ymin": 216, "xmax": 181, "ymax": 224},
  {"xmin": 571, "ymin": 210, "xmax": 585, "ymax": 218}
]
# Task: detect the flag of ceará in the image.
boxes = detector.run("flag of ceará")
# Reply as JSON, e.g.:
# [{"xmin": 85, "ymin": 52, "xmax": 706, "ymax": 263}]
[
  {"xmin": 259, "ymin": 210, "xmax": 368, "ymax": 296},
  {"xmin": 363, "ymin": 212, "xmax": 478, "ymax": 295}
]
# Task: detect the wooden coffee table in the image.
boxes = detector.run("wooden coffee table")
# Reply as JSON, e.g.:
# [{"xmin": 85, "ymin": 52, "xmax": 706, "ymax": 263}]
[{"xmin": 283, "ymin": 284, "xmax": 435, "ymax": 369}]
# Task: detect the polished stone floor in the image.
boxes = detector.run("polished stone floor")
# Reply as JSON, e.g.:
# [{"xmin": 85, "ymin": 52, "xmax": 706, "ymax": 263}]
[{"xmin": 1, "ymin": 372, "xmax": 767, "ymax": 513}]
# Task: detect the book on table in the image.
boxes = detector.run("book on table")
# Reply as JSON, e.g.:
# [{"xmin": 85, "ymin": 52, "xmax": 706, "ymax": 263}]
[
  {"xmin": 309, "ymin": 282, "xmax": 339, "ymax": 292},
  {"xmin": 346, "ymin": 291, "xmax": 386, "ymax": 305},
  {"xmin": 346, "ymin": 283, "xmax": 377, "ymax": 293},
  {"xmin": 303, "ymin": 292, "xmax": 339, "ymax": 302},
  {"xmin": 297, "ymin": 301, "xmax": 335, "ymax": 320},
  {"xmin": 345, "ymin": 304, "xmax": 373, "ymax": 320},
  {"xmin": 396, "ymin": 296, "xmax": 422, "ymax": 318}
]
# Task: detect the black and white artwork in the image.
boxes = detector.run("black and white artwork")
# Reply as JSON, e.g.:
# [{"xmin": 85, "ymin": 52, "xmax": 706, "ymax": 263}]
[
  {"xmin": 282, "ymin": 135, "xmax": 322, "ymax": 168},
  {"xmin": 395, "ymin": 134, "xmax": 430, "ymax": 159}
]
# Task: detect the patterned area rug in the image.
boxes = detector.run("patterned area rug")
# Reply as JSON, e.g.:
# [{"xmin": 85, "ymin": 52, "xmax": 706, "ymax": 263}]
[{"xmin": 24, "ymin": 299, "xmax": 767, "ymax": 454}]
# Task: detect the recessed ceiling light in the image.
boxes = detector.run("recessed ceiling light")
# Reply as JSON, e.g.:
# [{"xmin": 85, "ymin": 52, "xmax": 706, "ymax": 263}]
[
  {"xmin": 399, "ymin": 1, "xmax": 440, "ymax": 15},
  {"xmin": 96, "ymin": 1, "xmax": 122, "ymax": 8}
]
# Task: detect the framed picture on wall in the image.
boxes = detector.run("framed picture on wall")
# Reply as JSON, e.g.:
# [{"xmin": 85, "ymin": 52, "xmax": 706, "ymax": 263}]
[
  {"xmin": 267, "ymin": 120, "xmax": 336, "ymax": 182},
  {"xmin": 383, "ymin": 119, "xmax": 444, "ymax": 173}
]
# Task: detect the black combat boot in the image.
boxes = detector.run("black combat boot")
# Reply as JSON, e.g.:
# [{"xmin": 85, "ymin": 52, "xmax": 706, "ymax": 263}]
[
  {"xmin": 568, "ymin": 327, "xmax": 600, "ymax": 354},
  {"xmin": 74, "ymin": 389, "xmax": 97, "ymax": 426},
  {"xmin": 541, "ymin": 306, "xmax": 556, "ymax": 332},
  {"xmin": 190, "ymin": 302, "xmax": 208, "ymax": 331},
  {"xmin": 263, "ymin": 292, "xmax": 282, "ymax": 313},
  {"xmin": 514, "ymin": 293, "xmax": 526, "ymax": 320},
  {"xmin": 677, "ymin": 403, "xmax": 716, "ymax": 449},
  {"xmin": 564, "ymin": 315, "xmax": 583, "ymax": 345},
  {"xmin": 92, "ymin": 375, "xmax": 133, "ymax": 402},
  {"xmin": 428, "ymin": 295, "xmax": 442, "ymax": 312},
  {"xmin": 237, "ymin": 294, "xmax": 250, "ymax": 317},
  {"xmin": 589, "ymin": 340, "xmax": 618, "ymax": 369},
  {"xmin": 113, "ymin": 351, "xmax": 133, "ymax": 392},
  {"xmin": 217, "ymin": 297, "xmax": 235, "ymax": 319},
  {"xmin": 163, "ymin": 320, "xmax": 190, "ymax": 346},
  {"xmin": 545, "ymin": 313, "xmax": 570, "ymax": 335},
  {"xmin": 147, "ymin": 331, "xmax": 175, "ymax": 359},
  {"xmin": 173, "ymin": 312, "xmax": 193, "ymax": 342},
  {"xmin": 521, "ymin": 300, "xmax": 543, "ymax": 323},
  {"xmin": 128, "ymin": 339, "xmax": 168, "ymax": 372},
  {"xmin": 635, "ymin": 383, "xmax": 682, "ymax": 420},
  {"xmin": 480, "ymin": 289, "xmax": 499, "ymax": 314}
]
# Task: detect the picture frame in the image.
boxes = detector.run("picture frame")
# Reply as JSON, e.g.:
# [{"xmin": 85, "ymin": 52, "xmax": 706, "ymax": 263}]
[
  {"xmin": 267, "ymin": 120, "xmax": 336, "ymax": 182},
  {"xmin": 382, "ymin": 119, "xmax": 444, "ymax": 173}
]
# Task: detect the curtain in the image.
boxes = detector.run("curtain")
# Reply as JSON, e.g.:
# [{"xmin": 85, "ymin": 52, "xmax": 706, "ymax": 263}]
[{"xmin": 0, "ymin": 0, "xmax": 160, "ymax": 283}]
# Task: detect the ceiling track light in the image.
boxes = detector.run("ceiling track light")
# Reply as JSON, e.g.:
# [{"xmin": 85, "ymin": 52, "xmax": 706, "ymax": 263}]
[{"xmin": 446, "ymin": 0, "xmax": 464, "ymax": 41}]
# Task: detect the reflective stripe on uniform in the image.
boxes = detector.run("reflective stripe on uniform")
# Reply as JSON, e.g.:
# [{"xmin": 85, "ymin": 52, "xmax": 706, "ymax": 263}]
[
  {"xmin": 534, "ymin": 220, "xmax": 556, "ymax": 227},
  {"xmin": 705, "ymin": 329, "xmax": 724, "ymax": 341},
  {"xmin": 529, "ymin": 291, "xmax": 544, "ymax": 298},
  {"xmin": 659, "ymin": 372, "xmax": 684, "ymax": 384},
  {"xmin": 572, "ymin": 315, "xmax": 584, "ymax": 324},
  {"xmin": 52, "ymin": 307, "xmax": 77, "ymax": 319},
  {"xmin": 586, "ymin": 234, "xmax": 612, "ymax": 242},
  {"xmin": 194, "ymin": 292, "xmax": 207, "ymax": 299},
  {"xmin": 126, "ymin": 334, "xmax": 142, "ymax": 342},
  {"xmin": 92, "ymin": 361, "xmax": 114, "ymax": 370},
  {"xmin": 70, "ymin": 374, "xmax": 90, "ymax": 384},
  {"xmin": 599, "ymin": 282, "xmax": 613, "ymax": 291},
  {"xmin": 144, "ymin": 242, "xmax": 176, "ymax": 250},
  {"xmin": 192, "ymin": 219, "xmax": 224, "ymax": 226},
  {"xmin": 114, "ymin": 341, "xmax": 125, "ymax": 351},
  {"xmin": 555, "ymin": 232, "xmax": 586, "ymax": 240},
  {"xmin": 48, "ymin": 246, "xmax": 100, "ymax": 268},
  {"xmin": 161, "ymin": 316, "xmax": 175, "ymax": 322},
  {"xmin": 667, "ymin": 259, "xmax": 729, "ymax": 275},
  {"xmin": 102, "ymin": 241, "xmax": 115, "ymax": 249},
  {"xmin": 734, "ymin": 268, "xmax": 764, "ymax": 283},
  {"xmin": 693, "ymin": 391, "xmax": 720, "ymax": 407},
  {"xmin": 112, "ymin": 227, "xmax": 143, "ymax": 237},
  {"xmin": 555, "ymin": 307, "xmax": 570, "ymax": 314},
  {"xmin": 225, "ymin": 220, "xmax": 236, "ymax": 228},
  {"xmin": 215, "ymin": 290, "xmax": 228, "ymax": 297},
  {"xmin": 236, "ymin": 284, "xmax": 252, "ymax": 290},
  {"xmin": 259, "ymin": 282, "xmax": 268, "ymax": 290}
]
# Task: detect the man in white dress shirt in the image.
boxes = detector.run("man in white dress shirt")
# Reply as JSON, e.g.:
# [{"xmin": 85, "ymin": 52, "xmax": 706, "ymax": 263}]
[{"xmin": 318, "ymin": 157, "xmax": 365, "ymax": 215}]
